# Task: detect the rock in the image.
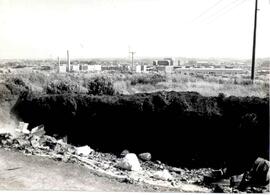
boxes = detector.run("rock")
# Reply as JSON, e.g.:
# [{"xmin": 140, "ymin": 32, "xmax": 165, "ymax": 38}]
[
  {"xmin": 31, "ymin": 125, "xmax": 45, "ymax": 137},
  {"xmin": 117, "ymin": 153, "xmax": 141, "ymax": 171},
  {"xmin": 169, "ymin": 167, "xmax": 184, "ymax": 174},
  {"xmin": 30, "ymin": 135, "xmax": 40, "ymax": 148},
  {"xmin": 138, "ymin": 152, "xmax": 151, "ymax": 161},
  {"xmin": 38, "ymin": 135, "xmax": 57, "ymax": 149},
  {"xmin": 15, "ymin": 137, "xmax": 30, "ymax": 147},
  {"xmin": 54, "ymin": 144, "xmax": 65, "ymax": 154},
  {"xmin": 120, "ymin": 149, "xmax": 129, "ymax": 157},
  {"xmin": 230, "ymin": 173, "xmax": 244, "ymax": 187},
  {"xmin": 152, "ymin": 170, "xmax": 173, "ymax": 181},
  {"xmin": 75, "ymin": 145, "xmax": 93, "ymax": 157},
  {"xmin": 16, "ymin": 122, "xmax": 30, "ymax": 134}
]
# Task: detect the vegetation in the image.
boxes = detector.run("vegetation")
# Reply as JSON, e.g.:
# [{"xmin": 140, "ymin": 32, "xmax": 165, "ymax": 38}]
[
  {"xmin": 86, "ymin": 77, "xmax": 117, "ymax": 95},
  {"xmin": 0, "ymin": 70, "xmax": 269, "ymax": 98},
  {"xmin": 45, "ymin": 80, "xmax": 81, "ymax": 94},
  {"xmin": 130, "ymin": 74, "xmax": 166, "ymax": 85}
]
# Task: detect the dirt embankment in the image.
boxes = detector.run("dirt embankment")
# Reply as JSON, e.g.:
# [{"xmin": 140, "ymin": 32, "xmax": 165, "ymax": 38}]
[{"xmin": 11, "ymin": 91, "xmax": 269, "ymax": 168}]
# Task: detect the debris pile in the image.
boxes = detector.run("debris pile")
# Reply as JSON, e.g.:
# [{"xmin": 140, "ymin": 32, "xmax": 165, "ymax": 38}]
[{"xmin": 0, "ymin": 121, "xmax": 269, "ymax": 193}]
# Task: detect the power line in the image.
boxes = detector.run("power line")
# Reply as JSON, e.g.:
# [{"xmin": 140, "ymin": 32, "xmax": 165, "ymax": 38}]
[
  {"xmin": 206, "ymin": 0, "xmax": 248, "ymax": 24},
  {"xmin": 191, "ymin": 0, "xmax": 224, "ymax": 23},
  {"xmin": 198, "ymin": 0, "xmax": 243, "ymax": 24}
]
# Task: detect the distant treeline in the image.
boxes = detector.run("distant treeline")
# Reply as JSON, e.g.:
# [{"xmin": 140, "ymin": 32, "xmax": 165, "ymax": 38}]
[{"xmin": 11, "ymin": 91, "xmax": 269, "ymax": 168}]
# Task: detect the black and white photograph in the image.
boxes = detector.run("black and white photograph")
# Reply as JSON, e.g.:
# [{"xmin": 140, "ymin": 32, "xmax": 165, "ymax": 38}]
[{"xmin": 0, "ymin": 0, "xmax": 269, "ymax": 193}]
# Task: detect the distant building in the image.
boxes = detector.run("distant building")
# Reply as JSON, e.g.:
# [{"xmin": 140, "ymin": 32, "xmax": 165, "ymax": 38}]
[
  {"xmin": 58, "ymin": 64, "xmax": 67, "ymax": 73},
  {"xmin": 70, "ymin": 64, "xmax": 80, "ymax": 72},
  {"xmin": 81, "ymin": 64, "xmax": 101, "ymax": 72},
  {"xmin": 153, "ymin": 59, "xmax": 173, "ymax": 66},
  {"xmin": 157, "ymin": 66, "xmax": 174, "ymax": 73},
  {"xmin": 135, "ymin": 65, "xmax": 148, "ymax": 73}
]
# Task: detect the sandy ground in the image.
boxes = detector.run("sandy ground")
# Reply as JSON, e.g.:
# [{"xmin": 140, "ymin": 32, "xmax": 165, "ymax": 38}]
[{"xmin": 0, "ymin": 148, "xmax": 166, "ymax": 192}]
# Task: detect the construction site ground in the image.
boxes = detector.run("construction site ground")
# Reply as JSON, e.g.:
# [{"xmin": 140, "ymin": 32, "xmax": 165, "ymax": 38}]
[{"xmin": 0, "ymin": 148, "xmax": 213, "ymax": 192}]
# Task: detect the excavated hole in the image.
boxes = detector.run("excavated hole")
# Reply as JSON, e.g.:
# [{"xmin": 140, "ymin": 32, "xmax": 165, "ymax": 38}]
[{"xmin": 11, "ymin": 91, "xmax": 269, "ymax": 169}]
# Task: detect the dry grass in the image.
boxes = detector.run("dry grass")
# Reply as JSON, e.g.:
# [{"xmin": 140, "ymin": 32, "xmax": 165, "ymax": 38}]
[{"xmin": 0, "ymin": 70, "xmax": 269, "ymax": 98}]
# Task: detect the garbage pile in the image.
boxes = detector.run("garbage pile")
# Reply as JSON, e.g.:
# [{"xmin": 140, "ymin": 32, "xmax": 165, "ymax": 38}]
[{"xmin": 0, "ymin": 121, "xmax": 269, "ymax": 193}]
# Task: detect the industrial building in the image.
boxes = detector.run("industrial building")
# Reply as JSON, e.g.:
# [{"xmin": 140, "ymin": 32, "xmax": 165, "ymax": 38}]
[{"xmin": 57, "ymin": 50, "xmax": 101, "ymax": 73}]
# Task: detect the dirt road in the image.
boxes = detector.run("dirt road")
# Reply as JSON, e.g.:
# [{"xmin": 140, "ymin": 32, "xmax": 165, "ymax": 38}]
[{"xmin": 0, "ymin": 148, "xmax": 166, "ymax": 191}]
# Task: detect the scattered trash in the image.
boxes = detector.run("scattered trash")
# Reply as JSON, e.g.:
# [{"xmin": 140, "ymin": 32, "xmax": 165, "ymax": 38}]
[
  {"xmin": 116, "ymin": 153, "xmax": 141, "ymax": 171},
  {"xmin": 75, "ymin": 145, "xmax": 94, "ymax": 157},
  {"xmin": 152, "ymin": 170, "xmax": 173, "ymax": 181},
  {"xmin": 139, "ymin": 152, "xmax": 151, "ymax": 161},
  {"xmin": 1, "ymin": 121, "xmax": 268, "ymax": 193}
]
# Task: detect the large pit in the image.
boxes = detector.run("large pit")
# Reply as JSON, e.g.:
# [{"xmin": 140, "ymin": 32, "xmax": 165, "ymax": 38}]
[{"xmin": 11, "ymin": 91, "xmax": 269, "ymax": 169}]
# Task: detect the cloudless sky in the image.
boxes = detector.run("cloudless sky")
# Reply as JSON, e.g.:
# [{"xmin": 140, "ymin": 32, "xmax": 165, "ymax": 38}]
[{"xmin": 0, "ymin": 0, "xmax": 269, "ymax": 59}]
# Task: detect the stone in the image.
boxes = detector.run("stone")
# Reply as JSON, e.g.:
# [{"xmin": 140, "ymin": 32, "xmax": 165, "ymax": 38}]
[
  {"xmin": 117, "ymin": 153, "xmax": 141, "ymax": 171},
  {"xmin": 138, "ymin": 152, "xmax": 151, "ymax": 161},
  {"xmin": 120, "ymin": 149, "xmax": 129, "ymax": 157},
  {"xmin": 31, "ymin": 125, "xmax": 45, "ymax": 137},
  {"xmin": 169, "ymin": 167, "xmax": 184, "ymax": 174},
  {"xmin": 30, "ymin": 135, "xmax": 40, "ymax": 148},
  {"xmin": 152, "ymin": 170, "xmax": 173, "ymax": 181},
  {"xmin": 38, "ymin": 135, "xmax": 57, "ymax": 149},
  {"xmin": 15, "ymin": 138, "xmax": 30, "ymax": 147},
  {"xmin": 75, "ymin": 145, "xmax": 93, "ymax": 157},
  {"xmin": 16, "ymin": 122, "xmax": 30, "ymax": 134},
  {"xmin": 230, "ymin": 174, "xmax": 244, "ymax": 187}
]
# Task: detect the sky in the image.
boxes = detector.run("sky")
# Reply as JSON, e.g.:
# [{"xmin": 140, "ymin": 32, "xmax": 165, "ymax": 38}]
[{"xmin": 0, "ymin": 0, "xmax": 269, "ymax": 59}]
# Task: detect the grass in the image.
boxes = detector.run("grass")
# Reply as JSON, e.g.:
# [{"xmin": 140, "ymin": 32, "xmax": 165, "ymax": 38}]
[{"xmin": 0, "ymin": 69, "xmax": 269, "ymax": 98}]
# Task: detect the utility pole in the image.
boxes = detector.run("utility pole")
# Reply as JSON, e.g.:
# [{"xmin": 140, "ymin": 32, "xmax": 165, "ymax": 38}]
[
  {"xmin": 67, "ymin": 50, "xmax": 70, "ymax": 72},
  {"xmin": 129, "ymin": 51, "xmax": 136, "ymax": 70},
  {"xmin": 251, "ymin": 0, "xmax": 258, "ymax": 82}
]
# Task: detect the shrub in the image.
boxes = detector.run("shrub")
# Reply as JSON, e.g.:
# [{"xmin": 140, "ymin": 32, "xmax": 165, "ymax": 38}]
[
  {"xmin": 45, "ymin": 80, "xmax": 81, "ymax": 94},
  {"xmin": 130, "ymin": 74, "xmax": 166, "ymax": 85},
  {"xmin": 5, "ymin": 77, "xmax": 30, "ymax": 96},
  {"xmin": 86, "ymin": 77, "xmax": 116, "ymax": 95}
]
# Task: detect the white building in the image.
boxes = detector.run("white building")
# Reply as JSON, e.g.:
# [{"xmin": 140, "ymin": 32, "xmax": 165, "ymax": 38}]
[
  {"xmin": 81, "ymin": 64, "xmax": 101, "ymax": 72},
  {"xmin": 70, "ymin": 64, "xmax": 80, "ymax": 72},
  {"xmin": 135, "ymin": 65, "xmax": 148, "ymax": 73},
  {"xmin": 58, "ymin": 64, "xmax": 67, "ymax": 73}
]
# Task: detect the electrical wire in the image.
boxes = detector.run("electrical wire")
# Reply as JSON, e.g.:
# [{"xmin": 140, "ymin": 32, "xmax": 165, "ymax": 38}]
[
  {"xmin": 201, "ymin": 0, "xmax": 247, "ymax": 24},
  {"xmin": 206, "ymin": 0, "xmax": 248, "ymax": 24},
  {"xmin": 191, "ymin": 0, "xmax": 224, "ymax": 23}
]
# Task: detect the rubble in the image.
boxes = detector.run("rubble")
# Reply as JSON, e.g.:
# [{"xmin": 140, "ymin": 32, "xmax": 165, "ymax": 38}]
[
  {"xmin": 15, "ymin": 122, "xmax": 30, "ymax": 134},
  {"xmin": 138, "ymin": 152, "xmax": 151, "ymax": 161},
  {"xmin": 0, "ymin": 121, "xmax": 269, "ymax": 193},
  {"xmin": 75, "ymin": 145, "xmax": 93, "ymax": 156},
  {"xmin": 31, "ymin": 125, "xmax": 45, "ymax": 137},
  {"xmin": 116, "ymin": 153, "xmax": 141, "ymax": 171},
  {"xmin": 152, "ymin": 170, "xmax": 173, "ymax": 181}
]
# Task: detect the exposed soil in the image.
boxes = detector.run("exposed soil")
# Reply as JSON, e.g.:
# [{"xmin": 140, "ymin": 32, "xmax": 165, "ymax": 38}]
[{"xmin": 0, "ymin": 146, "xmax": 211, "ymax": 192}]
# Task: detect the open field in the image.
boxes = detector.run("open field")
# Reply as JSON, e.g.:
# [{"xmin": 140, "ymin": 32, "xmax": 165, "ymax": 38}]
[{"xmin": 0, "ymin": 65, "xmax": 269, "ymax": 99}]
